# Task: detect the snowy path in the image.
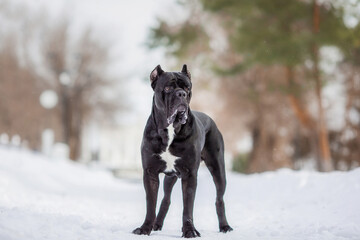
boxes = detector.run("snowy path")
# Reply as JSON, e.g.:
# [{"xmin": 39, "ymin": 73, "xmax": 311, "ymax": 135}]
[{"xmin": 0, "ymin": 147, "xmax": 359, "ymax": 240}]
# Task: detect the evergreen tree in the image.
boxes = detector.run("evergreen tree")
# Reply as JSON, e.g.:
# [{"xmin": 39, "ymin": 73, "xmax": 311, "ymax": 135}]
[{"xmin": 149, "ymin": 0, "xmax": 353, "ymax": 172}]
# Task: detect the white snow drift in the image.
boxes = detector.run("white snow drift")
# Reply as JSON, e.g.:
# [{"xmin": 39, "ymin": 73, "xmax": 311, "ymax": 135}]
[{"xmin": 0, "ymin": 146, "xmax": 359, "ymax": 240}]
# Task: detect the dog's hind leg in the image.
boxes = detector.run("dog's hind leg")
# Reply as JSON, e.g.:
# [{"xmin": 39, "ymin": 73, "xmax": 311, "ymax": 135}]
[
  {"xmin": 204, "ymin": 157, "xmax": 233, "ymax": 233},
  {"xmin": 203, "ymin": 130, "xmax": 233, "ymax": 233},
  {"xmin": 153, "ymin": 175, "xmax": 178, "ymax": 231}
]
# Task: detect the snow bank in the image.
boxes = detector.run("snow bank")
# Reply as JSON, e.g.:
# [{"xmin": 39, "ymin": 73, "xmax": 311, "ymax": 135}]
[{"xmin": 0, "ymin": 146, "xmax": 359, "ymax": 240}]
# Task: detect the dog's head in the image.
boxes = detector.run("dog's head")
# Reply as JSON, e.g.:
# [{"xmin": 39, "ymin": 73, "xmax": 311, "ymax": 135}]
[{"xmin": 150, "ymin": 64, "xmax": 192, "ymax": 126}]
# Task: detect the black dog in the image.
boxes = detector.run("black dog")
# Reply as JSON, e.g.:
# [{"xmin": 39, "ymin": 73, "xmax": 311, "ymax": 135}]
[{"xmin": 133, "ymin": 65, "xmax": 232, "ymax": 238}]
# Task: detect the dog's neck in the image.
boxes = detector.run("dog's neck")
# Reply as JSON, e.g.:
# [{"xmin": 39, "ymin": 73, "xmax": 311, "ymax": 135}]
[{"xmin": 151, "ymin": 102, "xmax": 169, "ymax": 130}]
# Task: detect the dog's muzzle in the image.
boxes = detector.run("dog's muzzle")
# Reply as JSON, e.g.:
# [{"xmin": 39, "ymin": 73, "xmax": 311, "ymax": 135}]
[
  {"xmin": 167, "ymin": 89, "xmax": 189, "ymax": 125},
  {"xmin": 167, "ymin": 104, "xmax": 188, "ymax": 125}
]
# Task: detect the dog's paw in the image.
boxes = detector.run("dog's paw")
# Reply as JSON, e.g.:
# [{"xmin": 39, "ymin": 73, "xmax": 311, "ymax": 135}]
[
  {"xmin": 182, "ymin": 229, "xmax": 201, "ymax": 238},
  {"xmin": 153, "ymin": 223, "xmax": 162, "ymax": 231},
  {"xmin": 219, "ymin": 225, "xmax": 233, "ymax": 233},
  {"xmin": 132, "ymin": 226, "xmax": 152, "ymax": 235},
  {"xmin": 182, "ymin": 220, "xmax": 201, "ymax": 238}
]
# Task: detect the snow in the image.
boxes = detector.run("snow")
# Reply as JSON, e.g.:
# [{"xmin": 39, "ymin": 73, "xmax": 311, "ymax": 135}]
[{"xmin": 0, "ymin": 147, "xmax": 360, "ymax": 240}]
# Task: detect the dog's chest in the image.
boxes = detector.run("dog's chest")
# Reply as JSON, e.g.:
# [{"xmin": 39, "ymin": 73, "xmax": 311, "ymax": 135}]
[{"xmin": 160, "ymin": 125, "xmax": 177, "ymax": 172}]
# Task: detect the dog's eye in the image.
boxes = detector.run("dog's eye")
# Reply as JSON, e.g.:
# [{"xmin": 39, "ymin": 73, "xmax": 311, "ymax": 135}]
[
  {"xmin": 164, "ymin": 86, "xmax": 172, "ymax": 92},
  {"xmin": 184, "ymin": 87, "xmax": 190, "ymax": 92}
]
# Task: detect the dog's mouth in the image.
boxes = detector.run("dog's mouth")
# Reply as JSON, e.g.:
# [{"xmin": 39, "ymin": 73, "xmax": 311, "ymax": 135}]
[{"xmin": 167, "ymin": 105, "xmax": 188, "ymax": 125}]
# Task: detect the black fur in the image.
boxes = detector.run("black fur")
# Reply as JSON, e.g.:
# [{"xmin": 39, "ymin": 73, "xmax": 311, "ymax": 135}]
[{"xmin": 133, "ymin": 65, "xmax": 232, "ymax": 238}]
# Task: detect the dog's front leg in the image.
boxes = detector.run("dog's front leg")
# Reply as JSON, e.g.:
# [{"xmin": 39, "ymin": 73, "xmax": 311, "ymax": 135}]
[
  {"xmin": 133, "ymin": 169, "xmax": 159, "ymax": 235},
  {"xmin": 181, "ymin": 172, "xmax": 201, "ymax": 238}
]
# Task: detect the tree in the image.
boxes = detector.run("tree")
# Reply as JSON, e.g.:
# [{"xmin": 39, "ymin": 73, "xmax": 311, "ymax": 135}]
[
  {"xmin": 0, "ymin": 37, "xmax": 47, "ymax": 148},
  {"xmin": 203, "ymin": 0, "xmax": 348, "ymax": 171},
  {"xmin": 0, "ymin": 2, "xmax": 49, "ymax": 148},
  {"xmin": 41, "ymin": 21, "xmax": 117, "ymax": 160},
  {"xmin": 149, "ymin": 0, "xmax": 349, "ymax": 172},
  {"xmin": 330, "ymin": 3, "xmax": 360, "ymax": 169},
  {"xmin": 0, "ymin": 1, "xmax": 119, "ymax": 159}
]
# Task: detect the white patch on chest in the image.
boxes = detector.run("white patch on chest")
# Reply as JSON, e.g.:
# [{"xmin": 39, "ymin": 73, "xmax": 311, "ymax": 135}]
[{"xmin": 160, "ymin": 125, "xmax": 177, "ymax": 172}]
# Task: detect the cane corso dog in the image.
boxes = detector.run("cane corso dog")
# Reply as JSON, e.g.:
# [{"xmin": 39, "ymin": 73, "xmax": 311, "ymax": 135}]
[{"xmin": 133, "ymin": 64, "xmax": 232, "ymax": 238}]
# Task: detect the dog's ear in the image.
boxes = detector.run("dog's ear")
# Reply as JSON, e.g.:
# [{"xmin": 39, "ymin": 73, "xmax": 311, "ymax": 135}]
[
  {"xmin": 181, "ymin": 64, "xmax": 191, "ymax": 80},
  {"xmin": 150, "ymin": 65, "xmax": 164, "ymax": 88}
]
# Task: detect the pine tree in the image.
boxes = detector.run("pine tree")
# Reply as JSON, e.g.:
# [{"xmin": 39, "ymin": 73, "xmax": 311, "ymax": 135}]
[{"xmin": 149, "ymin": 0, "xmax": 351, "ymax": 171}]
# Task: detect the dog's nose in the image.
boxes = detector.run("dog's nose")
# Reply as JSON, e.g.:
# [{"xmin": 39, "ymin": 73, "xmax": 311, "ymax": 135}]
[{"xmin": 176, "ymin": 89, "xmax": 187, "ymax": 98}]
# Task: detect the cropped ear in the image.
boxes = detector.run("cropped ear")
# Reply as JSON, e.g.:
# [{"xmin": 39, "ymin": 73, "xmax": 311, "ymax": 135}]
[
  {"xmin": 150, "ymin": 65, "xmax": 164, "ymax": 88},
  {"xmin": 181, "ymin": 64, "xmax": 191, "ymax": 80}
]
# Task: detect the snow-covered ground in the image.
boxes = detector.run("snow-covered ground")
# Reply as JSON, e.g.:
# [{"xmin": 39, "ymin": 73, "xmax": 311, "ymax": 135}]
[{"xmin": 0, "ymin": 147, "xmax": 359, "ymax": 240}]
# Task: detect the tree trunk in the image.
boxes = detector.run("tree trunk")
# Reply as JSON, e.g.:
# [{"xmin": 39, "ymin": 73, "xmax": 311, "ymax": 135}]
[
  {"xmin": 285, "ymin": 66, "xmax": 322, "ymax": 169},
  {"xmin": 247, "ymin": 102, "xmax": 292, "ymax": 173},
  {"xmin": 69, "ymin": 129, "xmax": 81, "ymax": 161},
  {"xmin": 60, "ymin": 87, "xmax": 71, "ymax": 144},
  {"xmin": 285, "ymin": 66, "xmax": 315, "ymax": 129},
  {"xmin": 248, "ymin": 121, "xmax": 274, "ymax": 173},
  {"xmin": 59, "ymin": 86, "xmax": 82, "ymax": 161},
  {"xmin": 312, "ymin": 0, "xmax": 333, "ymax": 171}
]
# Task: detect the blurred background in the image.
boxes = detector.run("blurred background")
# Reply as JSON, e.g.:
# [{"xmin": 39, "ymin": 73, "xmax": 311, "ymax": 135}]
[{"xmin": 1, "ymin": 0, "xmax": 360, "ymax": 176}]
